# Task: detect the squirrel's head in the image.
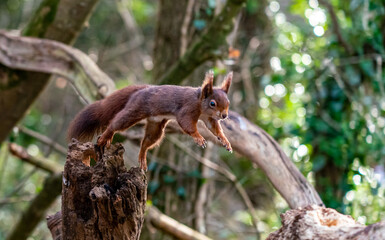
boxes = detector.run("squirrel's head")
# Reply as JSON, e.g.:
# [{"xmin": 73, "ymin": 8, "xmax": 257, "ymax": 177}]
[{"xmin": 200, "ymin": 70, "xmax": 232, "ymax": 121}]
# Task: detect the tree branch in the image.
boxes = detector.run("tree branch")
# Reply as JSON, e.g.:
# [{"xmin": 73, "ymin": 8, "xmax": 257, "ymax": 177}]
[
  {"xmin": 147, "ymin": 206, "xmax": 213, "ymax": 240},
  {"xmin": 18, "ymin": 126, "xmax": 67, "ymax": 156},
  {"xmin": 158, "ymin": 0, "xmax": 247, "ymax": 85},
  {"xmin": 8, "ymin": 143, "xmax": 62, "ymax": 174},
  {"xmin": 0, "ymin": 31, "xmax": 115, "ymax": 102}
]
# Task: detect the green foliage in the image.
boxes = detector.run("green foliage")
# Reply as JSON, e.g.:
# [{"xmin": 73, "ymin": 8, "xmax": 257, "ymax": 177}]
[{"xmin": 257, "ymin": 0, "xmax": 385, "ymax": 224}]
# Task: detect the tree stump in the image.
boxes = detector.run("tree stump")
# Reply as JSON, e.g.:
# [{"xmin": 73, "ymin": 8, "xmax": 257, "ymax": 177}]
[
  {"xmin": 267, "ymin": 205, "xmax": 385, "ymax": 240},
  {"xmin": 61, "ymin": 139, "xmax": 147, "ymax": 240}
]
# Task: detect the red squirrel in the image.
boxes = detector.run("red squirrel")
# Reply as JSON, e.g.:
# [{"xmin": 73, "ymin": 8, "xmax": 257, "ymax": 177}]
[{"xmin": 67, "ymin": 70, "xmax": 233, "ymax": 171}]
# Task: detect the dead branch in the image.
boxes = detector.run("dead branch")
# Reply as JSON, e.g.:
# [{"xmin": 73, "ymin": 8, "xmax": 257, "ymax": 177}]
[
  {"xmin": 0, "ymin": 31, "xmax": 115, "ymax": 102},
  {"xmin": 18, "ymin": 126, "xmax": 67, "ymax": 155},
  {"xmin": 147, "ymin": 206, "xmax": 213, "ymax": 240},
  {"xmin": 8, "ymin": 143, "xmax": 62, "ymax": 174},
  {"xmin": 267, "ymin": 205, "xmax": 385, "ymax": 240}
]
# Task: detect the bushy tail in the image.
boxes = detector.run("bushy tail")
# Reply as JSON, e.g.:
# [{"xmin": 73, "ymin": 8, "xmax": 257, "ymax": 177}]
[
  {"xmin": 67, "ymin": 85, "xmax": 148, "ymax": 142},
  {"xmin": 67, "ymin": 102, "xmax": 104, "ymax": 142}
]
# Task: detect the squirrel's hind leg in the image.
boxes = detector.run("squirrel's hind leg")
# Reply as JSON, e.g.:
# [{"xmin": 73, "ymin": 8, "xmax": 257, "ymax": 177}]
[
  {"xmin": 97, "ymin": 107, "xmax": 145, "ymax": 147},
  {"xmin": 139, "ymin": 119, "xmax": 169, "ymax": 171}
]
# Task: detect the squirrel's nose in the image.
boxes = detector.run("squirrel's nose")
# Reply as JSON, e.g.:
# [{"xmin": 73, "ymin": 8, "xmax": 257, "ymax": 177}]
[{"xmin": 221, "ymin": 113, "xmax": 227, "ymax": 119}]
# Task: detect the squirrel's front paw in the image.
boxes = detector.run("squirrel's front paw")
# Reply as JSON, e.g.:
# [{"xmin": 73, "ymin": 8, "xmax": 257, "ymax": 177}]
[
  {"xmin": 194, "ymin": 137, "xmax": 207, "ymax": 148},
  {"xmin": 218, "ymin": 137, "xmax": 232, "ymax": 153},
  {"xmin": 224, "ymin": 143, "xmax": 233, "ymax": 153},
  {"xmin": 97, "ymin": 131, "xmax": 113, "ymax": 148}
]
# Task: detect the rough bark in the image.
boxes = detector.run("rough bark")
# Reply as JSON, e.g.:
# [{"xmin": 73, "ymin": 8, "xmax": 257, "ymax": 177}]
[
  {"xmin": 61, "ymin": 139, "xmax": 147, "ymax": 240},
  {"xmin": 0, "ymin": 0, "xmax": 100, "ymax": 143},
  {"xmin": 267, "ymin": 205, "xmax": 385, "ymax": 240},
  {"xmin": 157, "ymin": 0, "xmax": 247, "ymax": 85}
]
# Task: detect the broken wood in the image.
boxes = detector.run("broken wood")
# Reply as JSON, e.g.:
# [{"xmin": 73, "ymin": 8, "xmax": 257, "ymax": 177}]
[
  {"xmin": 61, "ymin": 139, "xmax": 147, "ymax": 240},
  {"xmin": 267, "ymin": 205, "xmax": 385, "ymax": 240}
]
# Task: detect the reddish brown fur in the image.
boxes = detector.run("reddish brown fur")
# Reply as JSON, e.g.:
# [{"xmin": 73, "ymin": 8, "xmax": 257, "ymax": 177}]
[{"xmin": 68, "ymin": 71, "xmax": 233, "ymax": 171}]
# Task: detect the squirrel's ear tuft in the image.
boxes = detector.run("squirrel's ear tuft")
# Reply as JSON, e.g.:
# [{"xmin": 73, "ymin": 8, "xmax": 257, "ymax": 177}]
[
  {"xmin": 221, "ymin": 71, "xmax": 233, "ymax": 94},
  {"xmin": 201, "ymin": 70, "xmax": 214, "ymax": 99}
]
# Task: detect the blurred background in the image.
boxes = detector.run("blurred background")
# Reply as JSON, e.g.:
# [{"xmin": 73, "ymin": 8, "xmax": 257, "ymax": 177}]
[{"xmin": 1, "ymin": 0, "xmax": 385, "ymax": 239}]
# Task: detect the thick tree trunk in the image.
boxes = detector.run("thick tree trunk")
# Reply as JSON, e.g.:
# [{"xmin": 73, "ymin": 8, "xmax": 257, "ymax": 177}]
[
  {"xmin": 267, "ymin": 205, "xmax": 385, "ymax": 240},
  {"xmin": 61, "ymin": 139, "xmax": 147, "ymax": 240},
  {"xmin": 152, "ymin": 0, "xmax": 189, "ymax": 81},
  {"xmin": 156, "ymin": 0, "xmax": 247, "ymax": 85}
]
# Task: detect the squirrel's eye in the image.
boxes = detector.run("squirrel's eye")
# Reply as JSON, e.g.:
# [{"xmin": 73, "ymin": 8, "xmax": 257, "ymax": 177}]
[{"xmin": 210, "ymin": 100, "xmax": 216, "ymax": 107}]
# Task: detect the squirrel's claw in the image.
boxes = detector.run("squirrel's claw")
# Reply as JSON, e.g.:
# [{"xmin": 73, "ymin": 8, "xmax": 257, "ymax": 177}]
[
  {"xmin": 199, "ymin": 140, "xmax": 207, "ymax": 148},
  {"xmin": 218, "ymin": 137, "xmax": 232, "ymax": 153},
  {"xmin": 194, "ymin": 137, "xmax": 207, "ymax": 149}
]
